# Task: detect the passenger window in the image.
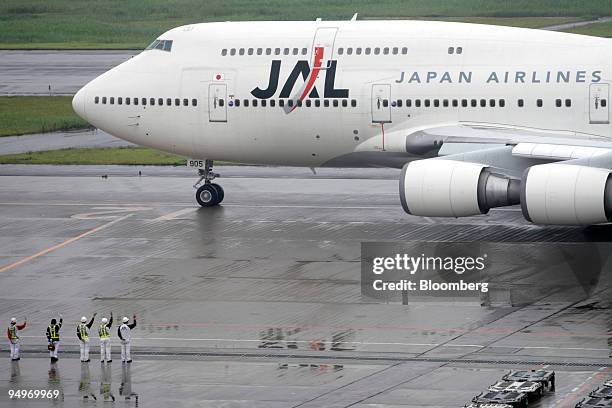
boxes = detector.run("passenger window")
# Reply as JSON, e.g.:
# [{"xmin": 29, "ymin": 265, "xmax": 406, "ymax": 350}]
[
  {"xmin": 456, "ymin": 47, "xmax": 463, "ymax": 54},
  {"xmin": 338, "ymin": 47, "xmax": 344, "ymax": 55},
  {"xmin": 342, "ymin": 99, "xmax": 348, "ymax": 107},
  {"xmin": 243, "ymin": 99, "xmax": 249, "ymax": 107},
  {"xmin": 252, "ymin": 99, "xmax": 258, "ymax": 107},
  {"xmin": 158, "ymin": 98, "xmax": 164, "ymax": 106},
  {"xmin": 556, "ymin": 99, "xmax": 562, "ymax": 107},
  {"xmin": 315, "ymin": 99, "xmax": 321, "ymax": 107},
  {"xmin": 192, "ymin": 99, "xmax": 197, "ymax": 107},
  {"xmin": 415, "ymin": 99, "xmax": 421, "ymax": 107},
  {"xmin": 374, "ymin": 47, "xmax": 380, "ymax": 55},
  {"xmin": 397, "ymin": 99, "xmax": 403, "ymax": 107},
  {"xmin": 256, "ymin": 48, "xmax": 263, "ymax": 55},
  {"xmin": 383, "ymin": 47, "xmax": 389, "ymax": 55},
  {"xmin": 499, "ymin": 99, "xmax": 505, "ymax": 107},
  {"xmin": 288, "ymin": 99, "xmax": 294, "ymax": 107},
  {"xmin": 279, "ymin": 99, "xmax": 285, "ymax": 107},
  {"xmin": 351, "ymin": 99, "xmax": 357, "ymax": 107},
  {"xmin": 239, "ymin": 48, "xmax": 245, "ymax": 56},
  {"xmin": 424, "ymin": 99, "xmax": 431, "ymax": 107},
  {"xmin": 234, "ymin": 99, "xmax": 240, "ymax": 107},
  {"xmin": 382, "ymin": 99, "xmax": 389, "ymax": 107},
  {"xmin": 133, "ymin": 98, "xmax": 138, "ymax": 105},
  {"xmin": 347, "ymin": 48, "xmax": 353, "ymax": 55},
  {"xmin": 141, "ymin": 98, "xmax": 146, "ymax": 105},
  {"xmin": 102, "ymin": 97, "xmax": 107, "ymax": 104},
  {"xmin": 305, "ymin": 100, "xmax": 311, "ymax": 107},
  {"xmin": 489, "ymin": 99, "xmax": 495, "ymax": 107},
  {"xmin": 401, "ymin": 47, "xmax": 408, "ymax": 54},
  {"xmin": 323, "ymin": 100, "xmax": 330, "ymax": 107},
  {"xmin": 471, "ymin": 99, "xmax": 477, "ymax": 107},
  {"xmin": 221, "ymin": 49, "xmax": 227, "ymax": 56},
  {"xmin": 219, "ymin": 99, "xmax": 224, "ymax": 107},
  {"xmin": 480, "ymin": 99, "xmax": 486, "ymax": 107},
  {"xmin": 292, "ymin": 48, "xmax": 298, "ymax": 55},
  {"xmin": 230, "ymin": 48, "xmax": 236, "ymax": 56},
  {"xmin": 174, "ymin": 98, "xmax": 179, "ymax": 106},
  {"xmin": 452, "ymin": 99, "xmax": 458, "ymax": 107},
  {"xmin": 283, "ymin": 48, "xmax": 289, "ymax": 55},
  {"xmin": 448, "ymin": 47, "xmax": 454, "ymax": 54},
  {"xmin": 333, "ymin": 100, "xmax": 339, "ymax": 107},
  {"xmin": 270, "ymin": 99, "xmax": 276, "ymax": 107},
  {"xmin": 94, "ymin": 96, "xmax": 99, "ymax": 104},
  {"xmin": 248, "ymin": 48, "xmax": 253, "ymax": 55},
  {"xmin": 518, "ymin": 99, "xmax": 524, "ymax": 107},
  {"xmin": 443, "ymin": 99, "xmax": 449, "ymax": 107},
  {"xmin": 183, "ymin": 98, "xmax": 188, "ymax": 106},
  {"xmin": 602, "ymin": 99, "xmax": 607, "ymax": 107},
  {"xmin": 433, "ymin": 99, "xmax": 440, "ymax": 107},
  {"xmin": 365, "ymin": 47, "xmax": 371, "ymax": 55},
  {"xmin": 462, "ymin": 99, "xmax": 468, "ymax": 107},
  {"xmin": 392, "ymin": 47, "xmax": 398, "ymax": 55},
  {"xmin": 274, "ymin": 48, "xmax": 280, "ymax": 55},
  {"xmin": 537, "ymin": 99, "xmax": 543, "ymax": 107},
  {"xmin": 301, "ymin": 48, "xmax": 307, "ymax": 55},
  {"xmin": 261, "ymin": 99, "xmax": 267, "ymax": 107},
  {"xmin": 126, "ymin": 98, "xmax": 130, "ymax": 105},
  {"xmin": 296, "ymin": 100, "xmax": 302, "ymax": 107},
  {"xmin": 565, "ymin": 99, "xmax": 571, "ymax": 107},
  {"xmin": 266, "ymin": 48, "xmax": 271, "ymax": 55},
  {"xmin": 356, "ymin": 47, "xmax": 362, "ymax": 55},
  {"xmin": 149, "ymin": 98, "xmax": 155, "ymax": 106}
]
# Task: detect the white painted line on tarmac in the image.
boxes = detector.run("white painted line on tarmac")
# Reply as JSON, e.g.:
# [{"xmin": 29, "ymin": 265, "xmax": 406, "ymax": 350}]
[{"xmin": 153, "ymin": 207, "xmax": 197, "ymax": 221}]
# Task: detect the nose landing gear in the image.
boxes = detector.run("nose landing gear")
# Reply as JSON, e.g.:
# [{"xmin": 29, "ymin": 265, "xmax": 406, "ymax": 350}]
[{"xmin": 194, "ymin": 160, "xmax": 224, "ymax": 207}]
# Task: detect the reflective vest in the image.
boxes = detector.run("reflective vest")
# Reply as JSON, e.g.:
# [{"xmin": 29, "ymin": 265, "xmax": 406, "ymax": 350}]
[
  {"xmin": 99, "ymin": 324, "xmax": 110, "ymax": 339},
  {"xmin": 8, "ymin": 325, "xmax": 17, "ymax": 340},
  {"xmin": 78, "ymin": 323, "xmax": 88, "ymax": 340},
  {"xmin": 48, "ymin": 324, "xmax": 59, "ymax": 341}
]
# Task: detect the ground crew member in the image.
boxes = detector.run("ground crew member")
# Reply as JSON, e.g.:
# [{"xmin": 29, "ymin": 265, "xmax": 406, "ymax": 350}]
[
  {"xmin": 77, "ymin": 313, "xmax": 96, "ymax": 362},
  {"xmin": 7, "ymin": 317, "xmax": 26, "ymax": 361},
  {"xmin": 99, "ymin": 312, "xmax": 113, "ymax": 363},
  {"xmin": 46, "ymin": 314, "xmax": 63, "ymax": 363},
  {"xmin": 118, "ymin": 315, "xmax": 136, "ymax": 363}
]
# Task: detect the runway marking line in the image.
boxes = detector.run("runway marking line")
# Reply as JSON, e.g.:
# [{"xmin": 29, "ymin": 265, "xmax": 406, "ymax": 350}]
[
  {"xmin": 153, "ymin": 207, "xmax": 197, "ymax": 221},
  {"xmin": 0, "ymin": 213, "xmax": 132, "ymax": 274}
]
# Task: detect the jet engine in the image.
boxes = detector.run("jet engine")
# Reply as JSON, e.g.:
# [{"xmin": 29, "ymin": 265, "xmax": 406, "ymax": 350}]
[
  {"xmin": 521, "ymin": 163, "xmax": 612, "ymax": 225},
  {"xmin": 400, "ymin": 159, "xmax": 520, "ymax": 217}
]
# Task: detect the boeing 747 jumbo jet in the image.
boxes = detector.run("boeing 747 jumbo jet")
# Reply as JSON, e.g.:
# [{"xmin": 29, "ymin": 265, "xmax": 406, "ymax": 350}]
[{"xmin": 72, "ymin": 19, "xmax": 612, "ymax": 226}]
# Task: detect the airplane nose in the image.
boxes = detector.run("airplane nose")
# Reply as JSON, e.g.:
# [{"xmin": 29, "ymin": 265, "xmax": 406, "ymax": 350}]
[{"xmin": 72, "ymin": 87, "xmax": 87, "ymax": 121}]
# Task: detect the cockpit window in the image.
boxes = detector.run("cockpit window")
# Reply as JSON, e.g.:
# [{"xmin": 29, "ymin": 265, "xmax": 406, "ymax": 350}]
[{"xmin": 146, "ymin": 39, "xmax": 173, "ymax": 52}]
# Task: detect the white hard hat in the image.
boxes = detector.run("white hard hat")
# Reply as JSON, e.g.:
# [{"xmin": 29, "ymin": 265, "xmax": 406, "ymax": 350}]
[
  {"xmin": 122, "ymin": 316, "xmax": 129, "ymax": 323},
  {"xmin": 10, "ymin": 317, "xmax": 16, "ymax": 324},
  {"xmin": 101, "ymin": 317, "xmax": 108, "ymax": 324},
  {"xmin": 81, "ymin": 316, "xmax": 87, "ymax": 323}
]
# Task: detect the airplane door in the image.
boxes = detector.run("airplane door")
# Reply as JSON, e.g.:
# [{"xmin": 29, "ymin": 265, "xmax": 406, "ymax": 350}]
[
  {"xmin": 589, "ymin": 83, "xmax": 609, "ymax": 124},
  {"xmin": 312, "ymin": 27, "xmax": 338, "ymax": 68},
  {"xmin": 208, "ymin": 83, "xmax": 227, "ymax": 122},
  {"xmin": 371, "ymin": 84, "xmax": 391, "ymax": 123}
]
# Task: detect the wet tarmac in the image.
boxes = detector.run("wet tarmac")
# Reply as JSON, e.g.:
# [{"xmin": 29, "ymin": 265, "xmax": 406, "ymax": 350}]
[
  {"xmin": 0, "ymin": 166, "xmax": 610, "ymax": 407},
  {"xmin": 0, "ymin": 129, "xmax": 132, "ymax": 155},
  {"xmin": 0, "ymin": 50, "xmax": 135, "ymax": 95}
]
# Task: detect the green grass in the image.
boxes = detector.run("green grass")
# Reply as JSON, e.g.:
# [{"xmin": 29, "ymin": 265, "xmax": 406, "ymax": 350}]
[
  {"xmin": 566, "ymin": 20, "xmax": 612, "ymax": 37},
  {"xmin": 0, "ymin": 96, "xmax": 91, "ymax": 137},
  {"xmin": 1, "ymin": 0, "xmax": 611, "ymax": 49},
  {"xmin": 424, "ymin": 16, "xmax": 586, "ymax": 28},
  {"xmin": 0, "ymin": 147, "xmax": 185, "ymax": 165}
]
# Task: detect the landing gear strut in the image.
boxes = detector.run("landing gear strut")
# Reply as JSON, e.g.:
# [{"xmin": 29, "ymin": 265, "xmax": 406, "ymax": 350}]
[{"xmin": 194, "ymin": 160, "xmax": 224, "ymax": 207}]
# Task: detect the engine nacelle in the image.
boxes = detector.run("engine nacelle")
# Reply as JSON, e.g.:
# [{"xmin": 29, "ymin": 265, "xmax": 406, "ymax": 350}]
[
  {"xmin": 400, "ymin": 159, "xmax": 520, "ymax": 217},
  {"xmin": 521, "ymin": 163, "xmax": 612, "ymax": 225}
]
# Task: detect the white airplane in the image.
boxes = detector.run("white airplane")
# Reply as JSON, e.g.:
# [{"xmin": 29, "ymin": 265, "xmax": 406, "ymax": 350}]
[{"xmin": 72, "ymin": 19, "xmax": 612, "ymax": 226}]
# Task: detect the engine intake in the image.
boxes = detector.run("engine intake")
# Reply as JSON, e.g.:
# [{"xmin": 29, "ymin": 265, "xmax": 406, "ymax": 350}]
[
  {"xmin": 521, "ymin": 163, "xmax": 612, "ymax": 225},
  {"xmin": 400, "ymin": 159, "xmax": 519, "ymax": 217}
]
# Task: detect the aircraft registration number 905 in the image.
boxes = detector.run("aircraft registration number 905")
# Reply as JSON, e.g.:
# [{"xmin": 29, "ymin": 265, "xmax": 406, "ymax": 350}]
[{"xmin": 186, "ymin": 159, "xmax": 206, "ymax": 168}]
